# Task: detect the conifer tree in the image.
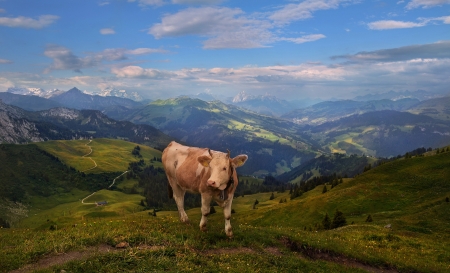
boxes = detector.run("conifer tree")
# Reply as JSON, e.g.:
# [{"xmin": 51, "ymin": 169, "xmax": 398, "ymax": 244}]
[
  {"xmin": 322, "ymin": 213, "xmax": 331, "ymax": 230},
  {"xmin": 331, "ymin": 209, "xmax": 347, "ymax": 229},
  {"xmin": 322, "ymin": 185, "xmax": 327, "ymax": 194},
  {"xmin": 270, "ymin": 192, "xmax": 275, "ymax": 200},
  {"xmin": 365, "ymin": 214, "xmax": 373, "ymax": 222}
]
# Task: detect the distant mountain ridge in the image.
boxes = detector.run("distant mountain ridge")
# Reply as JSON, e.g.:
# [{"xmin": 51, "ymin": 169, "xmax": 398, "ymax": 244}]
[
  {"xmin": 50, "ymin": 88, "xmax": 143, "ymax": 111},
  {"xmin": 282, "ymin": 98, "xmax": 421, "ymax": 125},
  {"xmin": 0, "ymin": 100, "xmax": 172, "ymax": 148},
  {"xmin": 232, "ymin": 91, "xmax": 297, "ymax": 116}
]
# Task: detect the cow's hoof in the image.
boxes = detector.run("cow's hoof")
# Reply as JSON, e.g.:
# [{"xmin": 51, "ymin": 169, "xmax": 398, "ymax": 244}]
[
  {"xmin": 226, "ymin": 229, "xmax": 233, "ymax": 238},
  {"xmin": 200, "ymin": 225, "xmax": 208, "ymax": 232}
]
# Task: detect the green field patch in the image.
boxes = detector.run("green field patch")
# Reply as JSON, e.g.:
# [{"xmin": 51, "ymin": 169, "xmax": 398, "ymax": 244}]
[{"xmin": 36, "ymin": 138, "xmax": 163, "ymax": 173}]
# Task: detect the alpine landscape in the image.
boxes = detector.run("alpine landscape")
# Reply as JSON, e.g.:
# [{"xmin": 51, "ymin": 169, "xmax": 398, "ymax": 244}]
[{"xmin": 1, "ymin": 1, "xmax": 450, "ymax": 272}]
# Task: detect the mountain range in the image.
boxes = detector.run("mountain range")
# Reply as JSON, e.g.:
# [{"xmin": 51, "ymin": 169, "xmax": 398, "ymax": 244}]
[{"xmin": 2, "ymin": 87, "xmax": 450, "ymax": 177}]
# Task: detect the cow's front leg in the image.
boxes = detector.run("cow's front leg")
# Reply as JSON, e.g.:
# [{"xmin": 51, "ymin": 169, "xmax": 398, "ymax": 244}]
[
  {"xmin": 200, "ymin": 194, "xmax": 212, "ymax": 232},
  {"xmin": 223, "ymin": 195, "xmax": 234, "ymax": 238},
  {"xmin": 171, "ymin": 183, "xmax": 189, "ymax": 223}
]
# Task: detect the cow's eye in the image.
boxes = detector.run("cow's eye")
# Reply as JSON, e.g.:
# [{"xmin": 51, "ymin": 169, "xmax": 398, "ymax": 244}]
[{"xmin": 223, "ymin": 167, "xmax": 227, "ymax": 171}]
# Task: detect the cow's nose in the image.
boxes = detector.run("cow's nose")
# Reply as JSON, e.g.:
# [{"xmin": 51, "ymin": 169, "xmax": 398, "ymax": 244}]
[{"xmin": 207, "ymin": 180, "xmax": 216, "ymax": 187}]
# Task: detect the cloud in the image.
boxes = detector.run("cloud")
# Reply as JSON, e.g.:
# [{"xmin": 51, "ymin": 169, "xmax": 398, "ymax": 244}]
[
  {"xmin": 126, "ymin": 48, "xmax": 168, "ymax": 55},
  {"xmin": 269, "ymin": 0, "xmax": 357, "ymax": 25},
  {"xmin": 0, "ymin": 15, "xmax": 59, "ymax": 29},
  {"xmin": 100, "ymin": 28, "xmax": 115, "ymax": 35},
  {"xmin": 149, "ymin": 7, "xmax": 274, "ymax": 49},
  {"xmin": 0, "ymin": 9, "xmax": 5, "ymax": 13},
  {"xmin": 279, "ymin": 34, "xmax": 326, "ymax": 44},
  {"xmin": 44, "ymin": 45, "xmax": 90, "ymax": 73},
  {"xmin": 112, "ymin": 66, "xmax": 175, "ymax": 79},
  {"xmin": 43, "ymin": 45, "xmax": 168, "ymax": 73},
  {"xmin": 405, "ymin": 0, "xmax": 450, "ymax": 9},
  {"xmin": 367, "ymin": 20, "xmax": 426, "ymax": 29},
  {"xmin": 171, "ymin": 0, "xmax": 223, "ymax": 4},
  {"xmin": 368, "ymin": 15, "xmax": 450, "ymax": 30},
  {"xmin": 0, "ymin": 59, "xmax": 13, "ymax": 64},
  {"xmin": 128, "ymin": 0, "xmax": 165, "ymax": 7},
  {"xmin": 331, "ymin": 41, "xmax": 450, "ymax": 62}
]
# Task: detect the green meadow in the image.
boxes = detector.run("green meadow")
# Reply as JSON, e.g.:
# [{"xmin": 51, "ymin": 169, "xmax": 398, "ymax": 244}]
[
  {"xmin": 36, "ymin": 138, "xmax": 163, "ymax": 173},
  {"xmin": 1, "ymin": 145, "xmax": 449, "ymax": 272}
]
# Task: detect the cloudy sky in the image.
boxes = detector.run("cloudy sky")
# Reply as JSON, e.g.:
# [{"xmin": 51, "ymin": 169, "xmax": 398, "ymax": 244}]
[{"xmin": 0, "ymin": 0, "xmax": 449, "ymax": 100}]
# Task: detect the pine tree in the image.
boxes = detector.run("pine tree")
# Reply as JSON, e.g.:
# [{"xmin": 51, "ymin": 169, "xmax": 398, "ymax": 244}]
[
  {"xmin": 365, "ymin": 214, "xmax": 373, "ymax": 222},
  {"xmin": 446, "ymin": 197, "xmax": 449, "ymax": 203},
  {"xmin": 322, "ymin": 213, "xmax": 331, "ymax": 230},
  {"xmin": 322, "ymin": 185, "xmax": 327, "ymax": 194},
  {"xmin": 270, "ymin": 192, "xmax": 275, "ymax": 200},
  {"xmin": 331, "ymin": 209, "xmax": 347, "ymax": 229}
]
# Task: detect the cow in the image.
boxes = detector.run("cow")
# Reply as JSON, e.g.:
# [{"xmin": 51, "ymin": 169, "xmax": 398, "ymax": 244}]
[{"xmin": 162, "ymin": 141, "xmax": 248, "ymax": 238}]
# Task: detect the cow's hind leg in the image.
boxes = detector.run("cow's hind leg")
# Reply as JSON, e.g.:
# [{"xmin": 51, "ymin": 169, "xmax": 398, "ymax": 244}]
[
  {"xmin": 169, "ymin": 181, "xmax": 189, "ymax": 223},
  {"xmin": 200, "ymin": 194, "xmax": 212, "ymax": 232},
  {"xmin": 223, "ymin": 196, "xmax": 234, "ymax": 238}
]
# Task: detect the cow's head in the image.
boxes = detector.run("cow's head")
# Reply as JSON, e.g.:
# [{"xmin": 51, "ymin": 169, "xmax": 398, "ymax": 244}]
[{"xmin": 198, "ymin": 149, "xmax": 248, "ymax": 190}]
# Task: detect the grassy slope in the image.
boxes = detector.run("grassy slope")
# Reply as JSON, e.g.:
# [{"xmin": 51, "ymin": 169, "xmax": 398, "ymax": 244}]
[
  {"xmin": 1, "ymin": 151, "xmax": 450, "ymax": 272},
  {"xmin": 36, "ymin": 138, "xmax": 163, "ymax": 173}
]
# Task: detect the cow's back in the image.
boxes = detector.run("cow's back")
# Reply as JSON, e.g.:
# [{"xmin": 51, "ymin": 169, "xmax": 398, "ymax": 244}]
[{"xmin": 162, "ymin": 141, "xmax": 209, "ymax": 192}]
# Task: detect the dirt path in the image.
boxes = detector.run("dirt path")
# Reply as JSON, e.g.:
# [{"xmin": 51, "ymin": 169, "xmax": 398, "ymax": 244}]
[{"xmin": 81, "ymin": 139, "xmax": 97, "ymax": 172}]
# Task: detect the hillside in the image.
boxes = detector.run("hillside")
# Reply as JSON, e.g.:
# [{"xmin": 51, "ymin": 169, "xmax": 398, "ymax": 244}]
[
  {"xmin": 407, "ymin": 96, "xmax": 450, "ymax": 121},
  {"xmin": 309, "ymin": 110, "xmax": 450, "ymax": 157},
  {"xmin": 282, "ymin": 98, "xmax": 420, "ymax": 125},
  {"xmin": 1, "ymin": 147, "xmax": 449, "ymax": 272},
  {"xmin": 0, "ymin": 101, "xmax": 172, "ymax": 149},
  {"xmin": 276, "ymin": 153, "xmax": 376, "ymax": 183},
  {"xmin": 35, "ymin": 139, "xmax": 163, "ymax": 173},
  {"xmin": 0, "ymin": 139, "xmax": 163, "ymax": 226},
  {"xmin": 118, "ymin": 97, "xmax": 318, "ymax": 176},
  {"xmin": 36, "ymin": 108, "xmax": 173, "ymax": 150}
]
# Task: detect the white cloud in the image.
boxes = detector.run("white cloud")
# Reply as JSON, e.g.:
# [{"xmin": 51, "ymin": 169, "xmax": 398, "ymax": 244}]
[
  {"xmin": 100, "ymin": 28, "xmax": 115, "ymax": 35},
  {"xmin": 0, "ymin": 9, "xmax": 6, "ymax": 13},
  {"xmin": 149, "ymin": 7, "xmax": 274, "ymax": 49},
  {"xmin": 128, "ymin": 0, "xmax": 165, "ymax": 7},
  {"xmin": 112, "ymin": 66, "xmax": 175, "ymax": 79},
  {"xmin": 126, "ymin": 48, "xmax": 168, "ymax": 55},
  {"xmin": 368, "ymin": 20, "xmax": 426, "ymax": 29},
  {"xmin": 171, "ymin": 0, "xmax": 223, "ymax": 4},
  {"xmin": 269, "ymin": 0, "xmax": 356, "ymax": 25},
  {"xmin": 368, "ymin": 15, "xmax": 450, "ymax": 30},
  {"xmin": 405, "ymin": 0, "xmax": 450, "ymax": 9},
  {"xmin": 279, "ymin": 34, "xmax": 326, "ymax": 44},
  {"xmin": 0, "ymin": 59, "xmax": 12, "ymax": 64},
  {"xmin": 0, "ymin": 15, "xmax": 59, "ymax": 29}
]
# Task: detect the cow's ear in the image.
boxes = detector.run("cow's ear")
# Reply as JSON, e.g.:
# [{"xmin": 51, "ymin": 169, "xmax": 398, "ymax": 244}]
[
  {"xmin": 232, "ymin": 155, "xmax": 248, "ymax": 168},
  {"xmin": 198, "ymin": 155, "xmax": 212, "ymax": 167}
]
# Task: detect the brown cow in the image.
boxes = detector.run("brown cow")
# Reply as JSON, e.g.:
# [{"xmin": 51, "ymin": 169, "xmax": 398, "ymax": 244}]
[{"xmin": 162, "ymin": 141, "xmax": 248, "ymax": 238}]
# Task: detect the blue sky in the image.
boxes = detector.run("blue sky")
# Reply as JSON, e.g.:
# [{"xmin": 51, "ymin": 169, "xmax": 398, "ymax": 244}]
[{"xmin": 0, "ymin": 0, "xmax": 449, "ymax": 101}]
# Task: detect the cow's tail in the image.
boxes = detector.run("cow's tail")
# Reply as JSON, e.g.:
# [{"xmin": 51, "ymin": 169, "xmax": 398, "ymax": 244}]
[{"xmin": 168, "ymin": 183, "xmax": 174, "ymax": 199}]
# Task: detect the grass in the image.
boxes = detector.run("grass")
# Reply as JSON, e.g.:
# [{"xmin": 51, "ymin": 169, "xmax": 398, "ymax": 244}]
[
  {"xmin": 36, "ymin": 138, "xmax": 163, "ymax": 173},
  {"xmin": 1, "ymin": 149, "xmax": 450, "ymax": 272}
]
